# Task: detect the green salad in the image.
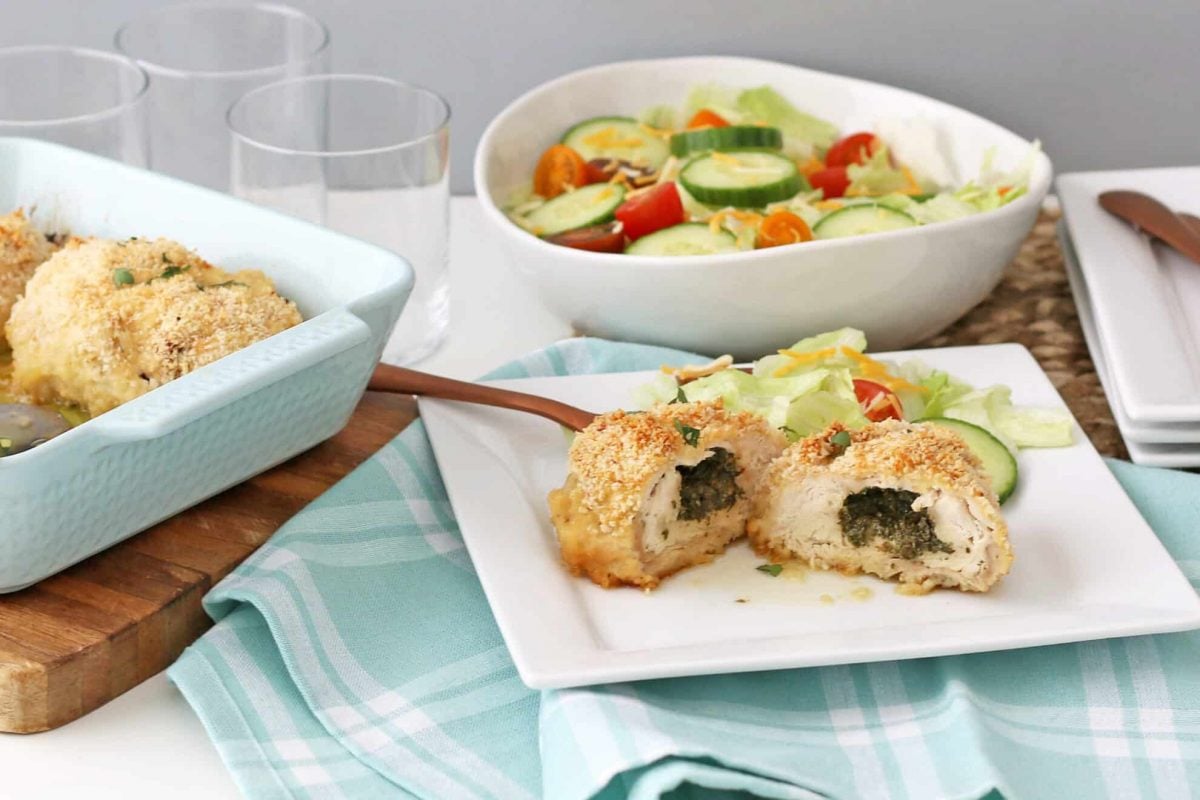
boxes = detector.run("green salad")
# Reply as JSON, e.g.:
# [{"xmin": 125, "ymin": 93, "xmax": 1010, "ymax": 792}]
[
  {"xmin": 507, "ymin": 84, "xmax": 1039, "ymax": 256},
  {"xmin": 634, "ymin": 328, "xmax": 1073, "ymax": 503}
]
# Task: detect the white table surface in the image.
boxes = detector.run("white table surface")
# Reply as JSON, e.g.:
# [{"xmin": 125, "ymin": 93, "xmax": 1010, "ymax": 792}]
[{"xmin": 0, "ymin": 197, "xmax": 571, "ymax": 799}]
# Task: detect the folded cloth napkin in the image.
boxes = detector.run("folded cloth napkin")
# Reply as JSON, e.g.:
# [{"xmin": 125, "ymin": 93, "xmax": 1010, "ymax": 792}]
[{"xmin": 170, "ymin": 338, "xmax": 1200, "ymax": 800}]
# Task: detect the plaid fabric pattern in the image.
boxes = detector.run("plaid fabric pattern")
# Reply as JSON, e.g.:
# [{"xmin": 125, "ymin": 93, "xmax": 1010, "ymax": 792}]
[{"xmin": 169, "ymin": 338, "xmax": 1200, "ymax": 799}]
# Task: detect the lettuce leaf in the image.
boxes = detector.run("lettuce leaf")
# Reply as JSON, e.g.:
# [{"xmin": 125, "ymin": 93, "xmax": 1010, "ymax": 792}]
[
  {"xmin": 638, "ymin": 104, "xmax": 678, "ymax": 131},
  {"xmin": 683, "ymin": 84, "xmax": 743, "ymax": 125},
  {"xmin": 846, "ymin": 146, "xmax": 911, "ymax": 196},
  {"xmin": 736, "ymin": 86, "xmax": 838, "ymax": 156}
]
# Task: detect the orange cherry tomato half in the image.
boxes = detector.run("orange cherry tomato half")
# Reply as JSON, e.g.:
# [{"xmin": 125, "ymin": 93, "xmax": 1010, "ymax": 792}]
[
  {"xmin": 756, "ymin": 210, "xmax": 813, "ymax": 248},
  {"xmin": 533, "ymin": 144, "xmax": 590, "ymax": 199},
  {"xmin": 686, "ymin": 109, "xmax": 730, "ymax": 129},
  {"xmin": 544, "ymin": 222, "xmax": 626, "ymax": 253},
  {"xmin": 614, "ymin": 182, "xmax": 685, "ymax": 241},
  {"xmin": 809, "ymin": 166, "xmax": 851, "ymax": 199},
  {"xmin": 825, "ymin": 132, "xmax": 881, "ymax": 168},
  {"xmin": 853, "ymin": 379, "xmax": 904, "ymax": 422}
]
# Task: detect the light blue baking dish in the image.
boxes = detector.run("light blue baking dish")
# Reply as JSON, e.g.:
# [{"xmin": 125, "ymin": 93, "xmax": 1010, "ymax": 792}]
[{"xmin": 0, "ymin": 137, "xmax": 413, "ymax": 591}]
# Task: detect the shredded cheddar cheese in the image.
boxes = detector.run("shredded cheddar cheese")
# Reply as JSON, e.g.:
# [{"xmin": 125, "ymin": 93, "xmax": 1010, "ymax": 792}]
[
  {"xmin": 770, "ymin": 345, "xmax": 929, "ymax": 394},
  {"xmin": 638, "ymin": 123, "xmax": 674, "ymax": 140},
  {"xmin": 709, "ymin": 151, "xmax": 742, "ymax": 167},
  {"xmin": 838, "ymin": 346, "xmax": 928, "ymax": 393},
  {"xmin": 797, "ymin": 156, "xmax": 825, "ymax": 179},
  {"xmin": 708, "ymin": 209, "xmax": 764, "ymax": 235},
  {"xmin": 581, "ymin": 127, "xmax": 644, "ymax": 150}
]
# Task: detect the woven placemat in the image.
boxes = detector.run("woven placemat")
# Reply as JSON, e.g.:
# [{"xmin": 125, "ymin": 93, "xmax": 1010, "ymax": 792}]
[{"xmin": 919, "ymin": 210, "xmax": 1126, "ymax": 459}]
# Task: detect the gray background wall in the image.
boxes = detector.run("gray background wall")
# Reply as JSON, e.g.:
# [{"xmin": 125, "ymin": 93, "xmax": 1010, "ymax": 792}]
[{"xmin": 3, "ymin": 0, "xmax": 1196, "ymax": 193}]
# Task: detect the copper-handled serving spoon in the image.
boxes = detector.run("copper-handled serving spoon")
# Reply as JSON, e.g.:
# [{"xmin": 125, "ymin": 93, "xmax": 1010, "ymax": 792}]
[
  {"xmin": 1097, "ymin": 190, "xmax": 1200, "ymax": 265},
  {"xmin": 368, "ymin": 363, "xmax": 599, "ymax": 432}
]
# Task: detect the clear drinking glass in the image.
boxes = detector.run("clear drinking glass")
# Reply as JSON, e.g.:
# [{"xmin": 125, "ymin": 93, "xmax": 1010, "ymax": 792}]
[
  {"xmin": 0, "ymin": 45, "xmax": 148, "ymax": 164},
  {"xmin": 228, "ymin": 74, "xmax": 451, "ymax": 365},
  {"xmin": 115, "ymin": 1, "xmax": 329, "ymax": 190}
]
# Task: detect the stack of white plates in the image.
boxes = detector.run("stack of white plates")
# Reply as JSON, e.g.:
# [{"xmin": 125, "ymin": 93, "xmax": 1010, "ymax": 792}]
[{"xmin": 1058, "ymin": 167, "xmax": 1200, "ymax": 467}]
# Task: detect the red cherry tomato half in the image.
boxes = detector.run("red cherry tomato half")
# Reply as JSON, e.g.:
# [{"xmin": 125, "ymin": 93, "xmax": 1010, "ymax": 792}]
[
  {"xmin": 825, "ymin": 132, "xmax": 881, "ymax": 169},
  {"xmin": 853, "ymin": 379, "xmax": 904, "ymax": 422},
  {"xmin": 614, "ymin": 182, "xmax": 685, "ymax": 241},
  {"xmin": 809, "ymin": 166, "xmax": 850, "ymax": 199},
  {"xmin": 544, "ymin": 222, "xmax": 626, "ymax": 253}
]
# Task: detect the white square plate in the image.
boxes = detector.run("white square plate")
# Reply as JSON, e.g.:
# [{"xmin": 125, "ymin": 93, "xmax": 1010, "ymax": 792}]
[
  {"xmin": 1060, "ymin": 224, "xmax": 1200, "ymax": 466},
  {"xmin": 1058, "ymin": 167, "xmax": 1200, "ymax": 423},
  {"xmin": 420, "ymin": 345, "xmax": 1200, "ymax": 689}
]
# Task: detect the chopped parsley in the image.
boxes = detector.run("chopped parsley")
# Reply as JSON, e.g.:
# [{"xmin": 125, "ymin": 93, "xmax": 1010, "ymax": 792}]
[
  {"xmin": 670, "ymin": 386, "xmax": 688, "ymax": 404},
  {"xmin": 674, "ymin": 419, "xmax": 701, "ymax": 447},
  {"xmin": 830, "ymin": 430, "xmax": 852, "ymax": 449},
  {"xmin": 112, "ymin": 268, "xmax": 134, "ymax": 287},
  {"xmin": 161, "ymin": 253, "xmax": 172, "ymax": 263},
  {"xmin": 756, "ymin": 563, "xmax": 783, "ymax": 577},
  {"xmin": 156, "ymin": 265, "xmax": 191, "ymax": 280}
]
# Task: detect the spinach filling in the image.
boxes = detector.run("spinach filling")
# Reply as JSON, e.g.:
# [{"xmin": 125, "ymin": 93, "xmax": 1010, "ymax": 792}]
[
  {"xmin": 676, "ymin": 448, "xmax": 743, "ymax": 521},
  {"xmin": 838, "ymin": 487, "xmax": 952, "ymax": 560}
]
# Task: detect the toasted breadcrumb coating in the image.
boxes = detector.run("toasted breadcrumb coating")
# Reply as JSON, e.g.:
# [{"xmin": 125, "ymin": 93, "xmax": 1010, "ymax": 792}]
[
  {"xmin": 0, "ymin": 210, "xmax": 56, "ymax": 348},
  {"xmin": 5, "ymin": 237, "xmax": 302, "ymax": 415},
  {"xmin": 550, "ymin": 401, "xmax": 786, "ymax": 589}
]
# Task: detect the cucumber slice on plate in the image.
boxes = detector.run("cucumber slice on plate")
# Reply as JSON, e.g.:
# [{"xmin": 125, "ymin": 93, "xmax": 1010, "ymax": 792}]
[
  {"xmin": 679, "ymin": 150, "xmax": 805, "ymax": 207},
  {"xmin": 525, "ymin": 183, "xmax": 626, "ymax": 237},
  {"xmin": 562, "ymin": 117, "xmax": 670, "ymax": 170},
  {"xmin": 812, "ymin": 203, "xmax": 917, "ymax": 239},
  {"xmin": 625, "ymin": 223, "xmax": 739, "ymax": 256},
  {"xmin": 921, "ymin": 417, "xmax": 1018, "ymax": 503},
  {"xmin": 669, "ymin": 125, "xmax": 783, "ymax": 157}
]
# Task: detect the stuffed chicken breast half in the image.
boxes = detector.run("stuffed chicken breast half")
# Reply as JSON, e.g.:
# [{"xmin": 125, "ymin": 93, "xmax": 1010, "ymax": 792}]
[
  {"xmin": 748, "ymin": 420, "xmax": 1012, "ymax": 593},
  {"xmin": 549, "ymin": 401, "xmax": 786, "ymax": 589},
  {"xmin": 0, "ymin": 209, "xmax": 56, "ymax": 348}
]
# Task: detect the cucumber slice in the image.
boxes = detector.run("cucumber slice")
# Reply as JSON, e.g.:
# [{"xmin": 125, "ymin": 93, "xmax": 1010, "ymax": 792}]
[
  {"xmin": 669, "ymin": 125, "xmax": 783, "ymax": 157},
  {"xmin": 561, "ymin": 117, "xmax": 670, "ymax": 170},
  {"xmin": 525, "ymin": 183, "xmax": 626, "ymax": 237},
  {"xmin": 679, "ymin": 150, "xmax": 804, "ymax": 208},
  {"xmin": 921, "ymin": 418, "xmax": 1018, "ymax": 504},
  {"xmin": 625, "ymin": 223, "xmax": 738, "ymax": 256},
  {"xmin": 812, "ymin": 203, "xmax": 917, "ymax": 239}
]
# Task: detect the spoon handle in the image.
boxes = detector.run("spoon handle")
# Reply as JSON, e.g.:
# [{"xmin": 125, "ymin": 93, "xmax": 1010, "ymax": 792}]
[
  {"xmin": 367, "ymin": 363, "xmax": 598, "ymax": 432},
  {"xmin": 1098, "ymin": 190, "xmax": 1200, "ymax": 265}
]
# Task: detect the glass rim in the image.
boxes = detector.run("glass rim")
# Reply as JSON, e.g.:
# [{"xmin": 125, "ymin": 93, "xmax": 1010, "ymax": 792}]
[
  {"xmin": 0, "ymin": 45, "xmax": 149, "ymax": 128},
  {"xmin": 227, "ymin": 73, "xmax": 451, "ymax": 159},
  {"xmin": 114, "ymin": 1, "xmax": 330, "ymax": 79}
]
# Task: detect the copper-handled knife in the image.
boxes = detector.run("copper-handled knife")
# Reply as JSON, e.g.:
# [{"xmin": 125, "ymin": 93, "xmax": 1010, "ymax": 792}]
[{"xmin": 1097, "ymin": 190, "xmax": 1200, "ymax": 265}]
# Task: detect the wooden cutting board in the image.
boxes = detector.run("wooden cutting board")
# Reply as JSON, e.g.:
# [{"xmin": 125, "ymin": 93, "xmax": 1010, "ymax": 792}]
[{"xmin": 0, "ymin": 391, "xmax": 416, "ymax": 733}]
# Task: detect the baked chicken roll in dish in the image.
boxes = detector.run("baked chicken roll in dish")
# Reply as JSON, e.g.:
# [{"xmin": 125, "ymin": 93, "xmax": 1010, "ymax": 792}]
[
  {"xmin": 748, "ymin": 420, "xmax": 1012, "ymax": 593},
  {"xmin": 549, "ymin": 401, "xmax": 786, "ymax": 589}
]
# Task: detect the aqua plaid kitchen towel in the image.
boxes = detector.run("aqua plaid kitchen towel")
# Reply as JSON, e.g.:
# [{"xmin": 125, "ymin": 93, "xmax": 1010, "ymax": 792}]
[{"xmin": 169, "ymin": 338, "xmax": 1200, "ymax": 800}]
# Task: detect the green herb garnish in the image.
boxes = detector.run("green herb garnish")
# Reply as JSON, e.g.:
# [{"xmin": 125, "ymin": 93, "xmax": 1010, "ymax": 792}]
[
  {"xmin": 674, "ymin": 419, "xmax": 701, "ymax": 447},
  {"xmin": 756, "ymin": 563, "xmax": 783, "ymax": 577},
  {"xmin": 161, "ymin": 253, "xmax": 172, "ymax": 264},
  {"xmin": 830, "ymin": 430, "xmax": 852, "ymax": 449},
  {"xmin": 157, "ymin": 265, "xmax": 191, "ymax": 280},
  {"xmin": 670, "ymin": 387, "xmax": 688, "ymax": 404},
  {"xmin": 112, "ymin": 268, "xmax": 134, "ymax": 287},
  {"xmin": 779, "ymin": 425, "xmax": 798, "ymax": 439}
]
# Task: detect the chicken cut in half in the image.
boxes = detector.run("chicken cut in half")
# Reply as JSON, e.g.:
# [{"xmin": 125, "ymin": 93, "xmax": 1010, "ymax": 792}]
[
  {"xmin": 549, "ymin": 401, "xmax": 786, "ymax": 589},
  {"xmin": 748, "ymin": 421, "xmax": 1011, "ymax": 593}
]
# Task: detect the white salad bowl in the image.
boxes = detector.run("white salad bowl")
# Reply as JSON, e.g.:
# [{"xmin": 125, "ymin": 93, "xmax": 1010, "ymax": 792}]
[{"xmin": 474, "ymin": 56, "xmax": 1052, "ymax": 358}]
